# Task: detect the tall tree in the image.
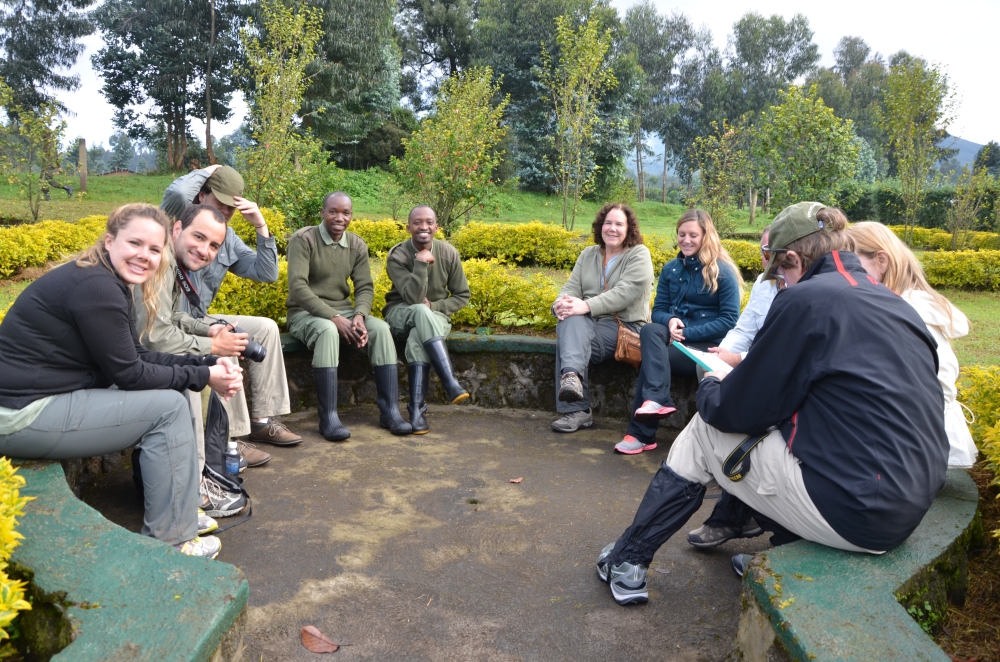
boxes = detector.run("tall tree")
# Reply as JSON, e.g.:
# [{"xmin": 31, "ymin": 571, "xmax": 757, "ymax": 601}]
[
  {"xmin": 621, "ymin": 2, "xmax": 692, "ymax": 202},
  {"xmin": 538, "ymin": 14, "xmax": 617, "ymax": 229},
  {"xmin": 0, "ymin": 0, "xmax": 93, "ymax": 110},
  {"xmin": 974, "ymin": 141, "xmax": 1000, "ymax": 177},
  {"xmin": 92, "ymin": 0, "xmax": 245, "ymax": 170},
  {"xmin": 724, "ymin": 12, "xmax": 819, "ymax": 120},
  {"xmin": 299, "ymin": 0, "xmax": 400, "ymax": 147},
  {"xmin": 879, "ymin": 58, "xmax": 953, "ymax": 244},
  {"xmin": 397, "ymin": 0, "xmax": 475, "ymax": 110}
]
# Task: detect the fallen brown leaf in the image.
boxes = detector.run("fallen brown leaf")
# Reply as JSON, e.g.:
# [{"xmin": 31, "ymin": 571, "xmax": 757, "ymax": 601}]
[
  {"xmin": 510, "ymin": 477, "xmax": 523, "ymax": 484},
  {"xmin": 301, "ymin": 625, "xmax": 339, "ymax": 653}
]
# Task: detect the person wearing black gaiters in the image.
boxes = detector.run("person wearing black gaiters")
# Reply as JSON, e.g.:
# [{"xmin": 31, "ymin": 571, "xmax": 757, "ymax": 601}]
[{"xmin": 596, "ymin": 202, "xmax": 947, "ymax": 606}]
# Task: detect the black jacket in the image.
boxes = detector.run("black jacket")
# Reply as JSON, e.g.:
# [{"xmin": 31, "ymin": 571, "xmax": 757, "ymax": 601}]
[
  {"xmin": 0, "ymin": 259, "xmax": 215, "ymax": 410},
  {"xmin": 697, "ymin": 251, "xmax": 947, "ymax": 551}
]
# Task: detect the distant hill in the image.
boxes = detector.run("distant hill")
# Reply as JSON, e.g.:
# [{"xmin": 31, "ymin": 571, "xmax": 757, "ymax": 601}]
[{"xmin": 937, "ymin": 136, "xmax": 983, "ymax": 168}]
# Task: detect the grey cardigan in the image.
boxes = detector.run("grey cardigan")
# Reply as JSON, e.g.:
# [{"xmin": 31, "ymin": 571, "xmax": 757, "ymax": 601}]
[{"xmin": 558, "ymin": 244, "xmax": 654, "ymax": 325}]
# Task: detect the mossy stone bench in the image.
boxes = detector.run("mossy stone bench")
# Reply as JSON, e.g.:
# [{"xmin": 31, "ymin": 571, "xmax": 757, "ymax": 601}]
[
  {"xmin": 733, "ymin": 467, "xmax": 983, "ymax": 662},
  {"xmin": 277, "ymin": 331, "xmax": 699, "ymax": 428},
  {"xmin": 10, "ymin": 461, "xmax": 248, "ymax": 661}
]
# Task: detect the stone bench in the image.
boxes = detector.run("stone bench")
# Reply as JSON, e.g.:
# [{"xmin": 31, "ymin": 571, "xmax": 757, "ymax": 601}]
[
  {"xmin": 10, "ymin": 461, "xmax": 248, "ymax": 661},
  {"xmin": 733, "ymin": 467, "xmax": 983, "ymax": 662},
  {"xmin": 278, "ymin": 331, "xmax": 699, "ymax": 429}
]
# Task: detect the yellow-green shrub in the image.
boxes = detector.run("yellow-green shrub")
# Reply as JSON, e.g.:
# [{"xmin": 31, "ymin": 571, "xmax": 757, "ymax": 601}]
[
  {"xmin": 957, "ymin": 365, "xmax": 1000, "ymax": 549},
  {"xmin": 0, "ymin": 216, "xmax": 109, "ymax": 278},
  {"xmin": 209, "ymin": 258, "xmax": 289, "ymax": 325},
  {"xmin": 921, "ymin": 250, "xmax": 1000, "ymax": 291},
  {"xmin": 451, "ymin": 221, "xmax": 583, "ymax": 269},
  {"xmin": 229, "ymin": 207, "xmax": 289, "ymax": 252},
  {"xmin": 0, "ymin": 303, "xmax": 9, "ymax": 325},
  {"xmin": 644, "ymin": 235, "xmax": 674, "ymax": 274},
  {"xmin": 368, "ymin": 261, "xmax": 393, "ymax": 317},
  {"xmin": 722, "ymin": 239, "xmax": 764, "ymax": 277},
  {"xmin": 888, "ymin": 225, "xmax": 1000, "ymax": 251},
  {"xmin": 349, "ymin": 219, "xmax": 410, "ymax": 256},
  {"xmin": 0, "ymin": 458, "xmax": 33, "ymax": 639},
  {"xmin": 451, "ymin": 258, "xmax": 558, "ymax": 330}
]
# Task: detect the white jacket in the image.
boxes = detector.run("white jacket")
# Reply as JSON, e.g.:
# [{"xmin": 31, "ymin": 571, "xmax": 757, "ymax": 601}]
[{"xmin": 901, "ymin": 289, "xmax": 978, "ymax": 468}]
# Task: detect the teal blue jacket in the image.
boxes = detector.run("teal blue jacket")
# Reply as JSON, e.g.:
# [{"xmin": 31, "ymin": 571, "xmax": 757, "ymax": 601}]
[{"xmin": 651, "ymin": 253, "xmax": 740, "ymax": 343}]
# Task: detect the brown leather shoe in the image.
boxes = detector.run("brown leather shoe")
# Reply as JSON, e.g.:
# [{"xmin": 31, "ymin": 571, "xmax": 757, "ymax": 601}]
[
  {"xmin": 237, "ymin": 441, "xmax": 272, "ymax": 467},
  {"xmin": 247, "ymin": 419, "xmax": 303, "ymax": 446}
]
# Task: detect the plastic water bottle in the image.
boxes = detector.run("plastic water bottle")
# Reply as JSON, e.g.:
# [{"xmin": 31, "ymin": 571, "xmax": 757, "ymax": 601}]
[{"xmin": 225, "ymin": 441, "xmax": 240, "ymax": 479}]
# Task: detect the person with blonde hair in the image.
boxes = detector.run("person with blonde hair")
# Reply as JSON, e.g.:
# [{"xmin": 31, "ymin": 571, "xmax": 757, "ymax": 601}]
[
  {"xmin": 848, "ymin": 221, "xmax": 977, "ymax": 468},
  {"xmin": 615, "ymin": 209, "xmax": 742, "ymax": 454},
  {"xmin": 0, "ymin": 204, "xmax": 243, "ymax": 559}
]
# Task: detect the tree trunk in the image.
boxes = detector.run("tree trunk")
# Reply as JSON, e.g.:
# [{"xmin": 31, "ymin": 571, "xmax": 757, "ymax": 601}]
[
  {"xmin": 78, "ymin": 138, "xmax": 87, "ymax": 192},
  {"xmin": 635, "ymin": 116, "xmax": 644, "ymax": 202},
  {"xmin": 661, "ymin": 141, "xmax": 668, "ymax": 204},
  {"xmin": 749, "ymin": 187, "xmax": 758, "ymax": 226},
  {"xmin": 205, "ymin": 0, "xmax": 216, "ymax": 164}
]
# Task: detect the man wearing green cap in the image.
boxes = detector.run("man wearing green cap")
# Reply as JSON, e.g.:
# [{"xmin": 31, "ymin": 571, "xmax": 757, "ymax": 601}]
[
  {"xmin": 160, "ymin": 164, "xmax": 302, "ymax": 447},
  {"xmin": 596, "ymin": 202, "xmax": 947, "ymax": 606}
]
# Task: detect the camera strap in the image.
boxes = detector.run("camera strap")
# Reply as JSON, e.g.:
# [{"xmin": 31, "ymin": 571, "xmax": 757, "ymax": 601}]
[
  {"xmin": 175, "ymin": 264, "xmax": 202, "ymax": 311},
  {"xmin": 722, "ymin": 431, "xmax": 771, "ymax": 482}
]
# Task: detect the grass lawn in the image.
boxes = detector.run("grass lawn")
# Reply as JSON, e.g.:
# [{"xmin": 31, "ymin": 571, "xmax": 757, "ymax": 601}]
[
  {"xmin": 0, "ymin": 173, "xmax": 176, "ymax": 223},
  {"xmin": 942, "ymin": 289, "xmax": 1000, "ymax": 367},
  {"xmin": 0, "ymin": 280, "xmax": 30, "ymax": 309}
]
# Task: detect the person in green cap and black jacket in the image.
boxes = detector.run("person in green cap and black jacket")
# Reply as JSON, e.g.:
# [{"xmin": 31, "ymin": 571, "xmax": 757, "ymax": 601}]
[
  {"xmin": 286, "ymin": 192, "xmax": 411, "ymax": 440},
  {"xmin": 596, "ymin": 202, "xmax": 947, "ymax": 606},
  {"xmin": 383, "ymin": 205, "xmax": 471, "ymax": 434},
  {"xmin": 160, "ymin": 165, "xmax": 301, "ymax": 447}
]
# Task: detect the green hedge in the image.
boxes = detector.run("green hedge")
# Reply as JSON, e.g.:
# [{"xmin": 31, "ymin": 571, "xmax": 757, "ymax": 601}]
[
  {"xmin": 957, "ymin": 366, "xmax": 1000, "ymax": 550},
  {"xmin": 887, "ymin": 225, "xmax": 1000, "ymax": 251},
  {"xmin": 836, "ymin": 180, "xmax": 1000, "ymax": 230},
  {"xmin": 451, "ymin": 221, "xmax": 583, "ymax": 269},
  {"xmin": 0, "ymin": 215, "xmax": 107, "ymax": 278},
  {"xmin": 921, "ymin": 250, "xmax": 1000, "ymax": 291}
]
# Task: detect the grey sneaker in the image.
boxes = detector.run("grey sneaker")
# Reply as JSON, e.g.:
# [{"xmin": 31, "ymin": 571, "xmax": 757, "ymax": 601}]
[
  {"xmin": 687, "ymin": 517, "xmax": 763, "ymax": 549},
  {"xmin": 597, "ymin": 542, "xmax": 615, "ymax": 582},
  {"xmin": 597, "ymin": 542, "xmax": 648, "ymax": 605},
  {"xmin": 174, "ymin": 535, "xmax": 222, "ymax": 560},
  {"xmin": 732, "ymin": 553, "xmax": 755, "ymax": 578},
  {"xmin": 550, "ymin": 409, "xmax": 593, "ymax": 433},
  {"xmin": 199, "ymin": 476, "xmax": 246, "ymax": 518},
  {"xmin": 557, "ymin": 371, "xmax": 585, "ymax": 402}
]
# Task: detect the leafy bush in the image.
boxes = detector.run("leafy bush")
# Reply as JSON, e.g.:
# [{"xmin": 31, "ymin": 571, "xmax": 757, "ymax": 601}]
[
  {"xmin": 957, "ymin": 366, "xmax": 1000, "ymax": 549},
  {"xmin": 645, "ymin": 235, "xmax": 675, "ymax": 274},
  {"xmin": 0, "ymin": 215, "xmax": 108, "ymax": 278},
  {"xmin": 209, "ymin": 258, "xmax": 289, "ymax": 325},
  {"xmin": 451, "ymin": 258, "xmax": 558, "ymax": 330},
  {"xmin": 0, "ymin": 458, "xmax": 33, "ymax": 639},
  {"xmin": 348, "ymin": 219, "xmax": 409, "ymax": 257},
  {"xmin": 887, "ymin": 225, "xmax": 1000, "ymax": 251},
  {"xmin": 921, "ymin": 250, "xmax": 1000, "ymax": 291},
  {"xmin": 0, "ymin": 303, "xmax": 9, "ymax": 325},
  {"xmin": 722, "ymin": 239, "xmax": 764, "ymax": 278},
  {"xmin": 229, "ymin": 207, "xmax": 290, "ymax": 253},
  {"xmin": 836, "ymin": 179, "xmax": 1000, "ymax": 230},
  {"xmin": 451, "ymin": 221, "xmax": 583, "ymax": 269}
]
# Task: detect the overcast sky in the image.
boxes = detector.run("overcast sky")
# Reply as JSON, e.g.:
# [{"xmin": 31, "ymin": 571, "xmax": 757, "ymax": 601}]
[{"xmin": 57, "ymin": 0, "xmax": 998, "ymax": 149}]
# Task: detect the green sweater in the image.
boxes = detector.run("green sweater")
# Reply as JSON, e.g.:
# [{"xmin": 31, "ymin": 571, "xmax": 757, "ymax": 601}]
[
  {"xmin": 383, "ymin": 239, "xmax": 471, "ymax": 318},
  {"xmin": 559, "ymin": 244, "xmax": 654, "ymax": 325},
  {"xmin": 286, "ymin": 224, "xmax": 374, "ymax": 319}
]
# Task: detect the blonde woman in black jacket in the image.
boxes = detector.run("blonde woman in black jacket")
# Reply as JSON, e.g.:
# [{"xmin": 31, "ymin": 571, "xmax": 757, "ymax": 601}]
[{"xmin": 0, "ymin": 204, "xmax": 242, "ymax": 559}]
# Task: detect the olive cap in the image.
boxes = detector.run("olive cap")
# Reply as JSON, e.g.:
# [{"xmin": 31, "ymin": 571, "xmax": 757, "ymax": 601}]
[
  {"xmin": 207, "ymin": 166, "xmax": 244, "ymax": 207},
  {"xmin": 762, "ymin": 202, "xmax": 828, "ymax": 279}
]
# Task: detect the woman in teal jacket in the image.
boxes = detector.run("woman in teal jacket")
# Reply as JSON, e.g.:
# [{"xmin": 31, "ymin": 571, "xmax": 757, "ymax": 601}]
[{"xmin": 615, "ymin": 209, "xmax": 742, "ymax": 454}]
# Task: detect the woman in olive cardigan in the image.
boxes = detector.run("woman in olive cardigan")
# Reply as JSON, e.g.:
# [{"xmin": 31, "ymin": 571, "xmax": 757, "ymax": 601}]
[{"xmin": 550, "ymin": 203, "xmax": 654, "ymax": 433}]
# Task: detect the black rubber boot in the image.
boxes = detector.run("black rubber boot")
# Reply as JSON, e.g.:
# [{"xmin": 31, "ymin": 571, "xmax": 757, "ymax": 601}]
[
  {"xmin": 314, "ymin": 368, "xmax": 350, "ymax": 441},
  {"xmin": 422, "ymin": 336, "xmax": 469, "ymax": 404},
  {"xmin": 375, "ymin": 364, "xmax": 412, "ymax": 435},
  {"xmin": 610, "ymin": 461, "xmax": 706, "ymax": 567},
  {"xmin": 408, "ymin": 362, "xmax": 430, "ymax": 434}
]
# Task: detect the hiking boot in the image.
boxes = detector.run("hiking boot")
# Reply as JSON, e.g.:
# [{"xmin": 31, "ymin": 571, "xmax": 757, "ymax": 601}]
[
  {"xmin": 174, "ymin": 535, "xmax": 222, "ymax": 560},
  {"xmin": 550, "ymin": 409, "xmax": 593, "ymax": 433},
  {"xmin": 198, "ymin": 508, "xmax": 218, "ymax": 535},
  {"xmin": 238, "ymin": 441, "xmax": 271, "ymax": 468},
  {"xmin": 200, "ymin": 476, "xmax": 246, "ymax": 518},
  {"xmin": 614, "ymin": 434, "xmax": 657, "ymax": 455},
  {"xmin": 633, "ymin": 400, "xmax": 676, "ymax": 421},
  {"xmin": 732, "ymin": 553, "xmax": 755, "ymax": 579},
  {"xmin": 248, "ymin": 419, "xmax": 302, "ymax": 446},
  {"xmin": 687, "ymin": 518, "xmax": 763, "ymax": 549},
  {"xmin": 597, "ymin": 542, "xmax": 648, "ymax": 606},
  {"xmin": 557, "ymin": 371, "xmax": 584, "ymax": 403}
]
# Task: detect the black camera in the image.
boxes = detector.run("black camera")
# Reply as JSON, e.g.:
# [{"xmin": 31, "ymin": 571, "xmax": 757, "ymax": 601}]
[{"xmin": 228, "ymin": 325, "xmax": 267, "ymax": 362}]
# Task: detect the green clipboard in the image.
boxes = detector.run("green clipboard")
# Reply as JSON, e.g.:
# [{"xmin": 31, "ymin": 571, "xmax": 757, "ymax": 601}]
[{"xmin": 671, "ymin": 341, "xmax": 732, "ymax": 374}]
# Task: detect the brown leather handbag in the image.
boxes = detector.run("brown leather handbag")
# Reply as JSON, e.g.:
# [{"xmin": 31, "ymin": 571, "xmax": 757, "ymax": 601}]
[{"xmin": 613, "ymin": 313, "xmax": 642, "ymax": 368}]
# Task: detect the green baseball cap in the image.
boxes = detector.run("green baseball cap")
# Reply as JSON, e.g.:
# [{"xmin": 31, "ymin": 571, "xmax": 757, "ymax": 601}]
[
  {"xmin": 762, "ymin": 201, "xmax": 828, "ymax": 279},
  {"xmin": 207, "ymin": 166, "xmax": 244, "ymax": 207}
]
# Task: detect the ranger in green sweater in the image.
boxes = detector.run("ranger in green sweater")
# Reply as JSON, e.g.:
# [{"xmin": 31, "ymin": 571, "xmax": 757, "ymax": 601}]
[
  {"xmin": 286, "ymin": 192, "xmax": 411, "ymax": 439},
  {"xmin": 383, "ymin": 205, "xmax": 472, "ymax": 433}
]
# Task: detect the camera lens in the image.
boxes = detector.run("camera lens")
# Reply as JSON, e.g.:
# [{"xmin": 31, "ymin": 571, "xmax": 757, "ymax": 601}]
[{"xmin": 229, "ymin": 325, "xmax": 267, "ymax": 363}]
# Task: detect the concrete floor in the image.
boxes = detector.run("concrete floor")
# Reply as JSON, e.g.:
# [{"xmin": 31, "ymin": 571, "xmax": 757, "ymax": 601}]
[{"xmin": 83, "ymin": 405, "xmax": 772, "ymax": 662}]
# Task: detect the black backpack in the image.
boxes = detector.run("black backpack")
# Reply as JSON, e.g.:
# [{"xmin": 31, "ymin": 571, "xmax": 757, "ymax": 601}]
[{"xmin": 132, "ymin": 391, "xmax": 252, "ymax": 532}]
